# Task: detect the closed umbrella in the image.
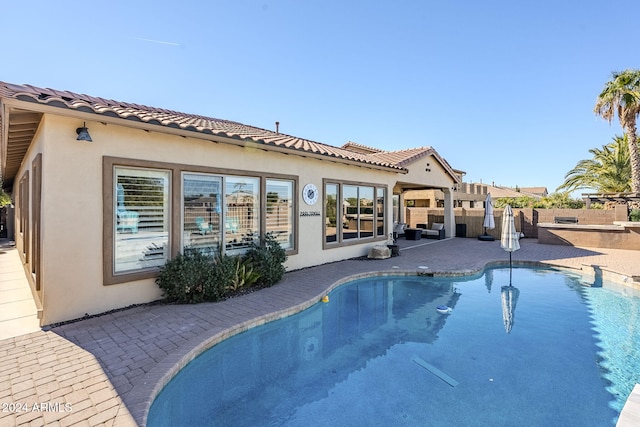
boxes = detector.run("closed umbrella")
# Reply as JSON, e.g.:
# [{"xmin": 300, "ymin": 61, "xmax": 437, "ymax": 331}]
[
  {"xmin": 500, "ymin": 285, "xmax": 520, "ymax": 333},
  {"xmin": 500, "ymin": 205, "xmax": 521, "ymax": 333},
  {"xmin": 478, "ymin": 193, "xmax": 495, "ymax": 241},
  {"xmin": 500, "ymin": 204, "xmax": 520, "ymax": 284}
]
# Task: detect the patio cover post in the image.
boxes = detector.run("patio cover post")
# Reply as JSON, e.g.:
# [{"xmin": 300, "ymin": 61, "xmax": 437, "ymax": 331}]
[{"xmin": 443, "ymin": 187, "xmax": 455, "ymax": 238}]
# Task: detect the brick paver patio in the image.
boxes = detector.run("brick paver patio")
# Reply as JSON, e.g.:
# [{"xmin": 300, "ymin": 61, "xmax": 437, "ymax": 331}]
[{"xmin": 1, "ymin": 238, "xmax": 639, "ymax": 426}]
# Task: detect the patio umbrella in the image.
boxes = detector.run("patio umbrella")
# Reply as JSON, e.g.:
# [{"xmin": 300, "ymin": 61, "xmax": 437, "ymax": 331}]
[
  {"xmin": 500, "ymin": 204, "xmax": 520, "ymax": 284},
  {"xmin": 484, "ymin": 268, "xmax": 494, "ymax": 293},
  {"xmin": 478, "ymin": 193, "xmax": 495, "ymax": 241},
  {"xmin": 500, "ymin": 284, "xmax": 520, "ymax": 333}
]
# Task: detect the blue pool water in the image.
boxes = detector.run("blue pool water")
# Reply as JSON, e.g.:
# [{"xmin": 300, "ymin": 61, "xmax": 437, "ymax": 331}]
[{"xmin": 148, "ymin": 268, "xmax": 640, "ymax": 426}]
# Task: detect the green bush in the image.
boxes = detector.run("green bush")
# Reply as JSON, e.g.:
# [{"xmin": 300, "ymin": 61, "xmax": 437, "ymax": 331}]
[
  {"xmin": 157, "ymin": 235, "xmax": 287, "ymax": 303},
  {"xmin": 630, "ymin": 209, "xmax": 640, "ymax": 222},
  {"xmin": 212, "ymin": 254, "xmax": 260, "ymax": 294},
  {"xmin": 156, "ymin": 249, "xmax": 222, "ymax": 303},
  {"xmin": 245, "ymin": 233, "xmax": 287, "ymax": 287}
]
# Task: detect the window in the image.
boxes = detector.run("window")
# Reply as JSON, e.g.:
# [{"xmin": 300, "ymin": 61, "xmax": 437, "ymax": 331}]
[
  {"xmin": 105, "ymin": 157, "xmax": 297, "ymax": 285},
  {"xmin": 225, "ymin": 176, "xmax": 259, "ymax": 253},
  {"xmin": 114, "ymin": 167, "xmax": 170, "ymax": 274},
  {"xmin": 19, "ymin": 172, "xmax": 29, "ymax": 259},
  {"xmin": 376, "ymin": 187, "xmax": 385, "ymax": 237},
  {"xmin": 325, "ymin": 181, "xmax": 387, "ymax": 246},
  {"xmin": 359, "ymin": 186, "xmax": 374, "ymax": 238},
  {"xmin": 265, "ymin": 179, "xmax": 293, "ymax": 250},
  {"xmin": 32, "ymin": 155, "xmax": 42, "ymax": 290},
  {"xmin": 343, "ymin": 185, "xmax": 358, "ymax": 240},
  {"xmin": 325, "ymin": 184, "xmax": 338, "ymax": 243},
  {"xmin": 183, "ymin": 173, "xmax": 222, "ymax": 256}
]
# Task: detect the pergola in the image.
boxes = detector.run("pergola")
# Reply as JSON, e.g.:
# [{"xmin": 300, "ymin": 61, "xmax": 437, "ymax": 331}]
[{"xmin": 582, "ymin": 192, "xmax": 640, "ymax": 208}]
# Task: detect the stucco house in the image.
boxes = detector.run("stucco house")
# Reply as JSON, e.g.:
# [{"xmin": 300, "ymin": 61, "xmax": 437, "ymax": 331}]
[{"xmin": 0, "ymin": 81, "xmax": 460, "ymax": 325}]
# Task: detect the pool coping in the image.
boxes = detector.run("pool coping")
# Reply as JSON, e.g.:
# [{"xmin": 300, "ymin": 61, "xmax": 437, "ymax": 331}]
[{"xmin": 119, "ymin": 259, "xmax": 640, "ymax": 427}]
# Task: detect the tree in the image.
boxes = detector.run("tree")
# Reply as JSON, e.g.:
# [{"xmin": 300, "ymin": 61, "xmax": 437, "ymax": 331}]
[
  {"xmin": 534, "ymin": 192, "xmax": 584, "ymax": 209},
  {"xmin": 494, "ymin": 196, "xmax": 536, "ymax": 209},
  {"xmin": 594, "ymin": 69, "xmax": 640, "ymax": 193},
  {"xmin": 0, "ymin": 181, "xmax": 10, "ymax": 207},
  {"xmin": 557, "ymin": 135, "xmax": 631, "ymax": 193}
]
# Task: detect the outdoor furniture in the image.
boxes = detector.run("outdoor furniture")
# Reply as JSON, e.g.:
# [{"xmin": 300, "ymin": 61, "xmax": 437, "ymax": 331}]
[
  {"xmin": 393, "ymin": 222, "xmax": 407, "ymax": 242},
  {"xmin": 117, "ymin": 211, "xmax": 139, "ymax": 233},
  {"xmin": 225, "ymin": 217, "xmax": 240, "ymax": 233},
  {"xmin": 405, "ymin": 228, "xmax": 422, "ymax": 240},
  {"xmin": 116, "ymin": 184, "xmax": 139, "ymax": 233},
  {"xmin": 196, "ymin": 217, "xmax": 213, "ymax": 235},
  {"xmin": 424, "ymin": 223, "xmax": 445, "ymax": 240},
  {"xmin": 387, "ymin": 244, "xmax": 400, "ymax": 256}
]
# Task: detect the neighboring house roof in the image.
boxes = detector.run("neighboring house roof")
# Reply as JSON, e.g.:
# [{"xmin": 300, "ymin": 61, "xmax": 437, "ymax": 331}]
[
  {"xmin": 486, "ymin": 185, "xmax": 545, "ymax": 200},
  {"xmin": 518, "ymin": 186, "xmax": 548, "ymax": 197}
]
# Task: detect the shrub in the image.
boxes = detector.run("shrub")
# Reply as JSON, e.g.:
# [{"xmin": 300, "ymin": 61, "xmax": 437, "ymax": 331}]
[
  {"xmin": 245, "ymin": 233, "xmax": 287, "ymax": 287},
  {"xmin": 156, "ymin": 249, "xmax": 222, "ymax": 303},
  {"xmin": 212, "ymin": 254, "xmax": 260, "ymax": 294},
  {"xmin": 630, "ymin": 209, "xmax": 640, "ymax": 222}
]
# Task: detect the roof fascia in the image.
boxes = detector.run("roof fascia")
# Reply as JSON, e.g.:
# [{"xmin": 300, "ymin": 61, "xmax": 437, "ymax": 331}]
[{"xmin": 0, "ymin": 99, "xmax": 7, "ymax": 184}]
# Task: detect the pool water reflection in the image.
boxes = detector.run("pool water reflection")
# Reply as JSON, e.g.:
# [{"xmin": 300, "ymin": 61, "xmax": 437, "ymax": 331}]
[{"xmin": 148, "ymin": 268, "xmax": 639, "ymax": 426}]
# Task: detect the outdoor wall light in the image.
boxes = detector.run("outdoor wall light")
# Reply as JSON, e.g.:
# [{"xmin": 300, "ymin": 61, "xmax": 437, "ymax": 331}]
[{"xmin": 76, "ymin": 122, "xmax": 92, "ymax": 142}]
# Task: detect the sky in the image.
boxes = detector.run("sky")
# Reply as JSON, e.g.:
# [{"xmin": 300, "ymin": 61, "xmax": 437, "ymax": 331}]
[{"xmin": 2, "ymin": 0, "xmax": 637, "ymax": 196}]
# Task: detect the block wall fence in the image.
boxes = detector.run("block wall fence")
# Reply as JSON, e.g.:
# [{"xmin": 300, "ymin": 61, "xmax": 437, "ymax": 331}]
[{"xmin": 405, "ymin": 205, "xmax": 629, "ymax": 239}]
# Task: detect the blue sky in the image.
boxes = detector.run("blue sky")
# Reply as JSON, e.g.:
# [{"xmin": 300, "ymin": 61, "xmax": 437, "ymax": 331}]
[{"xmin": 2, "ymin": 0, "xmax": 636, "ymax": 195}]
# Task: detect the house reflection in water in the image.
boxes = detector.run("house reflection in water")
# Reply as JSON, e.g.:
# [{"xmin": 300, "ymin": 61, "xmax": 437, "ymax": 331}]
[{"xmin": 153, "ymin": 277, "xmax": 461, "ymax": 423}]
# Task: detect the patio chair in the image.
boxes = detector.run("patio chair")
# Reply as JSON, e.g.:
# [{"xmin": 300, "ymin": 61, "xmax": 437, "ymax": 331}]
[
  {"xmin": 116, "ymin": 184, "xmax": 139, "ymax": 233},
  {"xmin": 423, "ymin": 223, "xmax": 445, "ymax": 240},
  {"xmin": 196, "ymin": 217, "xmax": 214, "ymax": 235},
  {"xmin": 225, "ymin": 217, "xmax": 240, "ymax": 234}
]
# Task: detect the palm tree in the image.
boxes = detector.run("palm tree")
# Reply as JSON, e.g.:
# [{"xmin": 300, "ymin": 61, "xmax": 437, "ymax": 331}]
[
  {"xmin": 557, "ymin": 135, "xmax": 631, "ymax": 193},
  {"xmin": 594, "ymin": 69, "xmax": 640, "ymax": 193}
]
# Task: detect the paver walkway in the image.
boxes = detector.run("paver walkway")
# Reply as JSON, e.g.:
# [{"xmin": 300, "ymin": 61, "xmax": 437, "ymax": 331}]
[{"xmin": 0, "ymin": 238, "xmax": 639, "ymax": 426}]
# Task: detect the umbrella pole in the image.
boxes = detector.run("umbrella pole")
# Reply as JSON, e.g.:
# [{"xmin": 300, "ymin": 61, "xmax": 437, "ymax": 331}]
[{"xmin": 509, "ymin": 252, "xmax": 512, "ymax": 286}]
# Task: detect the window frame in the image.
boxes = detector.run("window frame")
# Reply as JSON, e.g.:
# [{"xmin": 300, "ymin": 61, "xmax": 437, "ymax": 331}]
[
  {"xmin": 113, "ymin": 166, "xmax": 172, "ymax": 275},
  {"xmin": 264, "ymin": 178, "xmax": 295, "ymax": 251},
  {"xmin": 32, "ymin": 154, "xmax": 42, "ymax": 290},
  {"xmin": 103, "ymin": 156, "xmax": 298, "ymax": 286},
  {"xmin": 323, "ymin": 179, "xmax": 388, "ymax": 249}
]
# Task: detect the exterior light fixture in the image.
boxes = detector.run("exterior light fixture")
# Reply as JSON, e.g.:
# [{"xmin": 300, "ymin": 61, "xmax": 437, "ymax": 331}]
[{"xmin": 76, "ymin": 122, "xmax": 92, "ymax": 142}]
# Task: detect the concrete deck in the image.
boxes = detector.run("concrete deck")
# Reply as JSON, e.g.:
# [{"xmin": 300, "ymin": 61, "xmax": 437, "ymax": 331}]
[
  {"xmin": 1, "ymin": 237, "xmax": 639, "ymax": 426},
  {"xmin": 0, "ymin": 240, "xmax": 39, "ymax": 341}
]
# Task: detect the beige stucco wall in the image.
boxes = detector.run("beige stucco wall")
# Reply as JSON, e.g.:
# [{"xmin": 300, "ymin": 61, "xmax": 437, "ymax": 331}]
[
  {"xmin": 400, "ymin": 154, "xmax": 456, "ymax": 190},
  {"xmin": 11, "ymin": 113, "xmax": 456, "ymax": 325},
  {"xmin": 18, "ymin": 116, "xmax": 372, "ymax": 324}
]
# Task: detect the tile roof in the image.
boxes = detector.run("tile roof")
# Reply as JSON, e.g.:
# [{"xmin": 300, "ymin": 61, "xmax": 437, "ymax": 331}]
[
  {"xmin": 369, "ymin": 146, "xmax": 436, "ymax": 167},
  {"xmin": 518, "ymin": 187, "xmax": 549, "ymax": 196},
  {"xmin": 341, "ymin": 141, "xmax": 384, "ymax": 154},
  {"xmin": 0, "ymin": 82, "xmax": 405, "ymax": 172}
]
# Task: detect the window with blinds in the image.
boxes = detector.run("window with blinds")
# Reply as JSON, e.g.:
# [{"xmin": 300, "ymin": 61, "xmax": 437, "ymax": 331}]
[
  {"xmin": 224, "ymin": 176, "xmax": 260, "ymax": 253},
  {"xmin": 114, "ymin": 167, "xmax": 170, "ymax": 274},
  {"xmin": 183, "ymin": 173, "xmax": 222, "ymax": 256}
]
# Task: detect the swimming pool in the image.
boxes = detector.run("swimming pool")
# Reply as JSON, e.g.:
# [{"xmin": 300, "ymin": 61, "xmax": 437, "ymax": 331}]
[{"xmin": 148, "ymin": 267, "xmax": 640, "ymax": 426}]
